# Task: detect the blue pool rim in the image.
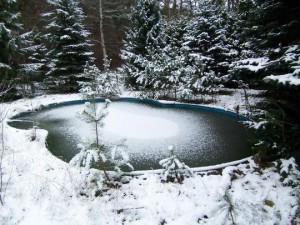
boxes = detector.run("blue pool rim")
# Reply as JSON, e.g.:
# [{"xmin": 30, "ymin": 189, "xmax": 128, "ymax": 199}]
[{"xmin": 10, "ymin": 97, "xmax": 250, "ymax": 121}]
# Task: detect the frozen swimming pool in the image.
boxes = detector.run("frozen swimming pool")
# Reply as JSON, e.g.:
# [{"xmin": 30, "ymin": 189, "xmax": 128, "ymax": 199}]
[{"xmin": 9, "ymin": 99, "xmax": 251, "ymax": 170}]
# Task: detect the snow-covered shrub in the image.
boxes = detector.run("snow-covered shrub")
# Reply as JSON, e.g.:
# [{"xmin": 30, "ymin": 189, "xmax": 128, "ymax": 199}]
[
  {"xmin": 79, "ymin": 63, "xmax": 102, "ymax": 98},
  {"xmin": 264, "ymin": 45, "xmax": 300, "ymax": 88},
  {"xmin": 97, "ymin": 58, "xmax": 122, "ymax": 97},
  {"xmin": 278, "ymin": 158, "xmax": 300, "ymax": 187},
  {"xmin": 246, "ymin": 101, "xmax": 300, "ymax": 166},
  {"xmin": 80, "ymin": 61, "xmax": 121, "ymax": 99},
  {"xmin": 70, "ymin": 139, "xmax": 133, "ymax": 184},
  {"xmin": 159, "ymin": 145, "xmax": 193, "ymax": 183},
  {"xmin": 29, "ymin": 123, "xmax": 38, "ymax": 142},
  {"xmin": 177, "ymin": 84, "xmax": 193, "ymax": 100},
  {"xmin": 106, "ymin": 138, "xmax": 134, "ymax": 173}
]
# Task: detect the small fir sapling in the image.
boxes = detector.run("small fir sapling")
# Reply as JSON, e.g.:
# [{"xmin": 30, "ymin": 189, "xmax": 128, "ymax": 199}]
[
  {"xmin": 71, "ymin": 99, "xmax": 111, "ymax": 181},
  {"xmin": 79, "ymin": 62, "xmax": 102, "ymax": 99},
  {"xmin": 71, "ymin": 99, "xmax": 133, "ymax": 184},
  {"xmin": 213, "ymin": 186, "xmax": 268, "ymax": 225},
  {"xmin": 71, "ymin": 62, "xmax": 133, "ymax": 185},
  {"xmin": 159, "ymin": 145, "xmax": 193, "ymax": 183}
]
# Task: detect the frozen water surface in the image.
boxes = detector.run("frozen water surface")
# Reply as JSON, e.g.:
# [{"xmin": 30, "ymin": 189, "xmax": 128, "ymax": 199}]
[
  {"xmin": 104, "ymin": 106, "xmax": 179, "ymax": 139},
  {"xmin": 9, "ymin": 101, "xmax": 251, "ymax": 170}
]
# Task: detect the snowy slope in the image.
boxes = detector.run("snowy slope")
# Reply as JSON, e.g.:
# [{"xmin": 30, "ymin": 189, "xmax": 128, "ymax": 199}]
[{"xmin": 0, "ymin": 92, "xmax": 299, "ymax": 225}]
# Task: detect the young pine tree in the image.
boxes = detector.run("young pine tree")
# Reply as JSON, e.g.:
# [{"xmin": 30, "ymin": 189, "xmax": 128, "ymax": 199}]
[
  {"xmin": 71, "ymin": 64, "xmax": 132, "ymax": 183},
  {"xmin": 159, "ymin": 145, "xmax": 193, "ymax": 183}
]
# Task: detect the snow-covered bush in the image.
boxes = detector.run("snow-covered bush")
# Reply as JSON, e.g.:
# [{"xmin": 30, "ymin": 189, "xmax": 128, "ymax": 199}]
[
  {"xmin": 97, "ymin": 58, "xmax": 122, "ymax": 97},
  {"xmin": 80, "ymin": 61, "xmax": 121, "ymax": 99},
  {"xmin": 106, "ymin": 138, "xmax": 134, "ymax": 173},
  {"xmin": 212, "ymin": 187, "xmax": 268, "ymax": 225},
  {"xmin": 78, "ymin": 63, "xmax": 102, "ymax": 98},
  {"xmin": 159, "ymin": 145, "xmax": 193, "ymax": 183},
  {"xmin": 246, "ymin": 101, "xmax": 300, "ymax": 166},
  {"xmin": 264, "ymin": 45, "xmax": 300, "ymax": 88},
  {"xmin": 70, "ymin": 139, "xmax": 133, "ymax": 183},
  {"xmin": 278, "ymin": 158, "xmax": 300, "ymax": 187},
  {"xmin": 278, "ymin": 158, "xmax": 300, "ymax": 224}
]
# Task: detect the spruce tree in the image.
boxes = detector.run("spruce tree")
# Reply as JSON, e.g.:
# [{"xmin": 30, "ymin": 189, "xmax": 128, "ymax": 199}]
[
  {"xmin": 19, "ymin": 28, "xmax": 48, "ymax": 96},
  {"xmin": 42, "ymin": 0, "xmax": 95, "ymax": 93},
  {"xmin": 0, "ymin": 0, "xmax": 22, "ymax": 99},
  {"xmin": 121, "ymin": 0, "xmax": 164, "ymax": 90},
  {"xmin": 184, "ymin": 2, "xmax": 235, "ymax": 76},
  {"xmin": 160, "ymin": 18, "xmax": 188, "ymax": 98},
  {"xmin": 20, "ymin": 28, "xmax": 47, "ymax": 77}
]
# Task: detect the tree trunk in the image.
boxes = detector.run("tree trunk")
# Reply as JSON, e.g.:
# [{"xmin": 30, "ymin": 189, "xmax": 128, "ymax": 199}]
[
  {"xmin": 173, "ymin": 0, "xmax": 177, "ymax": 18},
  {"xmin": 165, "ymin": 0, "xmax": 170, "ymax": 20},
  {"xmin": 99, "ymin": 0, "xmax": 107, "ymax": 60},
  {"xmin": 180, "ymin": 0, "xmax": 183, "ymax": 14}
]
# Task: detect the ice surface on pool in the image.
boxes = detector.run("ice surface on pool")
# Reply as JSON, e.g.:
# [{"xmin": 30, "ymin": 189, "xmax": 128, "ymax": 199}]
[
  {"xmin": 12, "ymin": 101, "xmax": 251, "ymax": 170},
  {"xmin": 104, "ymin": 106, "xmax": 179, "ymax": 139}
]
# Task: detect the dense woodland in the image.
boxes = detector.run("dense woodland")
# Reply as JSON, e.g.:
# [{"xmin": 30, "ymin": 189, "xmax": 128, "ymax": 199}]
[{"xmin": 1, "ymin": 0, "xmax": 300, "ymax": 165}]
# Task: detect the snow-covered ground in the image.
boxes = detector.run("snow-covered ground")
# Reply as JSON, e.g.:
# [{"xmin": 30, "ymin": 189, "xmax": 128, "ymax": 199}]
[{"xmin": 0, "ymin": 90, "xmax": 299, "ymax": 225}]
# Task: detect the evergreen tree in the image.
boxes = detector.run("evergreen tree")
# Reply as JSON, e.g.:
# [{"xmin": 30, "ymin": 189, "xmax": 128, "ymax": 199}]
[
  {"xmin": 97, "ymin": 58, "xmax": 122, "ymax": 97},
  {"xmin": 121, "ymin": 0, "xmax": 164, "ymax": 90},
  {"xmin": 0, "ymin": 0, "xmax": 22, "ymax": 99},
  {"xmin": 184, "ymin": 1, "xmax": 236, "ymax": 77},
  {"xmin": 159, "ymin": 145, "xmax": 193, "ymax": 183},
  {"xmin": 19, "ymin": 28, "xmax": 48, "ymax": 96},
  {"xmin": 20, "ymin": 28, "xmax": 47, "ymax": 76},
  {"xmin": 229, "ymin": 0, "xmax": 300, "ymax": 162},
  {"xmin": 80, "ymin": 60, "xmax": 121, "ymax": 98},
  {"xmin": 79, "ymin": 62, "xmax": 102, "ymax": 99},
  {"xmin": 159, "ymin": 18, "xmax": 189, "ymax": 98},
  {"xmin": 42, "ymin": 0, "xmax": 95, "ymax": 93}
]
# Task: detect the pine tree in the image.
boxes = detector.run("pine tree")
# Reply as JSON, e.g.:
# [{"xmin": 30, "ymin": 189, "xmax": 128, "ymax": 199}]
[
  {"xmin": 42, "ymin": 0, "xmax": 95, "ymax": 93},
  {"xmin": 71, "ymin": 99, "xmax": 111, "ymax": 181},
  {"xmin": 0, "ymin": 0, "xmax": 22, "ymax": 99},
  {"xmin": 121, "ymin": 0, "xmax": 164, "ymax": 90}
]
